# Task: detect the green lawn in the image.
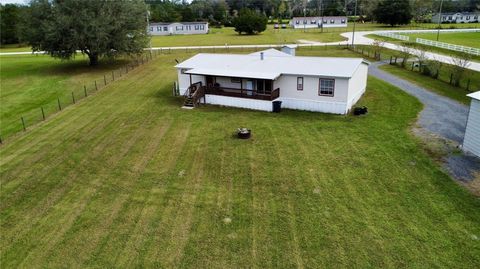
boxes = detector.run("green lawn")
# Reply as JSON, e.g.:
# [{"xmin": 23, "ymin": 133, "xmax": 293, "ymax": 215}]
[
  {"xmin": 368, "ymin": 32, "xmax": 480, "ymax": 62},
  {"xmin": 379, "ymin": 64, "xmax": 474, "ymax": 105},
  {"xmin": 405, "ymin": 32, "xmax": 480, "ymax": 48},
  {"xmin": 0, "ymin": 55, "xmax": 130, "ymax": 138},
  {"xmin": 1, "ymin": 51, "xmax": 479, "ymax": 268},
  {"xmin": 150, "ymin": 26, "xmax": 347, "ymax": 47}
]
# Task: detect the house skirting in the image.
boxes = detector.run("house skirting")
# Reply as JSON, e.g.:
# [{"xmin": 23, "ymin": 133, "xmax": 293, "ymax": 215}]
[
  {"xmin": 204, "ymin": 94, "xmax": 355, "ymax": 114},
  {"xmin": 279, "ymin": 97, "xmax": 348, "ymax": 114},
  {"xmin": 204, "ymin": 94, "xmax": 273, "ymax": 112}
]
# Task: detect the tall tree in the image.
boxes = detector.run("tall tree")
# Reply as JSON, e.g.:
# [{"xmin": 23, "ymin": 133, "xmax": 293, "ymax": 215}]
[
  {"xmin": 0, "ymin": 4, "xmax": 22, "ymax": 44},
  {"xmin": 232, "ymin": 8, "xmax": 267, "ymax": 34},
  {"xmin": 373, "ymin": 0, "xmax": 412, "ymax": 26},
  {"xmin": 23, "ymin": 0, "xmax": 148, "ymax": 66}
]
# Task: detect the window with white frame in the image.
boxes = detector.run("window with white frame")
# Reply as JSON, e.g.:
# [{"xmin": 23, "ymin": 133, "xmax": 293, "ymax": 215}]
[
  {"xmin": 200, "ymin": 24, "xmax": 205, "ymax": 30},
  {"xmin": 296, "ymin": 20, "xmax": 299, "ymax": 24},
  {"xmin": 323, "ymin": 19, "xmax": 327, "ymax": 23},
  {"xmin": 176, "ymin": 25, "xmax": 183, "ymax": 31},
  {"xmin": 297, "ymin": 77, "xmax": 303, "ymax": 91},
  {"xmin": 311, "ymin": 20, "xmax": 316, "ymax": 24},
  {"xmin": 319, "ymin": 79, "xmax": 334, "ymax": 96},
  {"xmin": 330, "ymin": 19, "xmax": 335, "ymax": 23},
  {"xmin": 163, "ymin": 26, "xmax": 168, "ymax": 31},
  {"xmin": 341, "ymin": 19, "xmax": 346, "ymax": 23},
  {"xmin": 157, "ymin": 26, "xmax": 161, "ymax": 31}
]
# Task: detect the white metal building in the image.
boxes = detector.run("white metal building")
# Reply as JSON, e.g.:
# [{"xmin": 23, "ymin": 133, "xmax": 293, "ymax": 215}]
[
  {"xmin": 149, "ymin": 22, "xmax": 208, "ymax": 36},
  {"xmin": 463, "ymin": 91, "xmax": 480, "ymax": 157},
  {"xmin": 175, "ymin": 47, "xmax": 369, "ymax": 114}
]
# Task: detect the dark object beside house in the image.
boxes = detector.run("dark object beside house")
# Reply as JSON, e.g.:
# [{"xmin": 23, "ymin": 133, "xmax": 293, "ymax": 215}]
[
  {"xmin": 272, "ymin": 101, "xmax": 282, "ymax": 113},
  {"xmin": 237, "ymin": 128, "xmax": 251, "ymax": 139},
  {"xmin": 353, "ymin": 106, "xmax": 368, "ymax": 115}
]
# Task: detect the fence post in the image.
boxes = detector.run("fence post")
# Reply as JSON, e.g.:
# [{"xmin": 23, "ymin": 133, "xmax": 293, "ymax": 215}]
[
  {"xmin": 72, "ymin": 92, "xmax": 75, "ymax": 104},
  {"xmin": 21, "ymin": 117, "xmax": 26, "ymax": 131},
  {"xmin": 41, "ymin": 107, "xmax": 45, "ymax": 120},
  {"xmin": 104, "ymin": 75, "xmax": 107, "ymax": 85},
  {"xmin": 58, "ymin": 98, "xmax": 62, "ymax": 111},
  {"xmin": 95, "ymin": 80, "xmax": 98, "ymax": 91},
  {"xmin": 84, "ymin": 85, "xmax": 87, "ymax": 97}
]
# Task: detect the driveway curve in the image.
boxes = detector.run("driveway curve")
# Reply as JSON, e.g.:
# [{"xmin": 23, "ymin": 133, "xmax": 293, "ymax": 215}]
[
  {"xmin": 369, "ymin": 61, "xmax": 469, "ymax": 143},
  {"xmin": 369, "ymin": 62, "xmax": 479, "ymax": 180}
]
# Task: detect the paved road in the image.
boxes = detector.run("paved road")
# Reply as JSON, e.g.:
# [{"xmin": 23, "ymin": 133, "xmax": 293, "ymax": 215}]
[{"xmin": 369, "ymin": 61, "xmax": 469, "ymax": 143}]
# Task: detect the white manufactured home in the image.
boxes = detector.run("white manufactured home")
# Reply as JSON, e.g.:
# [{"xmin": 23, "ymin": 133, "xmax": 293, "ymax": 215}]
[
  {"xmin": 290, "ymin": 16, "xmax": 347, "ymax": 29},
  {"xmin": 175, "ymin": 47, "xmax": 369, "ymax": 114},
  {"xmin": 149, "ymin": 22, "xmax": 208, "ymax": 36},
  {"xmin": 463, "ymin": 91, "xmax": 480, "ymax": 157},
  {"xmin": 431, "ymin": 12, "xmax": 479, "ymax": 23}
]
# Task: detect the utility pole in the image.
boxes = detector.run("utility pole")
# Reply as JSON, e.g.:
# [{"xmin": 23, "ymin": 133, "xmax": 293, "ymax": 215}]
[
  {"xmin": 351, "ymin": 0, "xmax": 357, "ymax": 47},
  {"xmin": 436, "ymin": 0, "xmax": 444, "ymax": 41},
  {"xmin": 146, "ymin": 8, "xmax": 152, "ymax": 50}
]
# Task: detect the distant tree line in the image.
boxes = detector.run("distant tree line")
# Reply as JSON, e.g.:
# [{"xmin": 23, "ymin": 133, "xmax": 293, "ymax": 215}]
[{"xmin": 1, "ymin": 0, "xmax": 479, "ymax": 45}]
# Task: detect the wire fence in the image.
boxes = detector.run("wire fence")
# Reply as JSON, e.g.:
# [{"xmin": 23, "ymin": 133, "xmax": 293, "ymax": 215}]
[{"xmin": 0, "ymin": 50, "xmax": 162, "ymax": 144}]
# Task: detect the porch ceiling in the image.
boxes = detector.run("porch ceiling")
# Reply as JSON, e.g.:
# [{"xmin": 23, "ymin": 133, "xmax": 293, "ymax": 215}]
[{"xmin": 185, "ymin": 68, "xmax": 280, "ymax": 80}]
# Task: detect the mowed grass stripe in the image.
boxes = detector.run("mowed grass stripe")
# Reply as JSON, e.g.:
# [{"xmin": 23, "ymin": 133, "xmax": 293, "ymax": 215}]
[
  {"xmin": 1, "ymin": 104, "xmax": 159, "ymax": 267},
  {"xmin": 1, "ymin": 52, "xmax": 479, "ymax": 268},
  {"xmin": 45, "ymin": 117, "xmax": 172, "ymax": 268}
]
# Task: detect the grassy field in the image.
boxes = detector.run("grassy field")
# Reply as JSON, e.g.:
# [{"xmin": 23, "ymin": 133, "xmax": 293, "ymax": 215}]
[
  {"xmin": 0, "ymin": 55, "xmax": 130, "ymax": 138},
  {"xmin": 379, "ymin": 64, "xmax": 474, "ymax": 105},
  {"xmin": 405, "ymin": 32, "xmax": 480, "ymax": 48},
  {"xmin": 3, "ymin": 22, "xmax": 479, "ymax": 52},
  {"xmin": 368, "ymin": 32, "xmax": 480, "ymax": 62},
  {"xmin": 1, "ymin": 50, "xmax": 480, "ymax": 268}
]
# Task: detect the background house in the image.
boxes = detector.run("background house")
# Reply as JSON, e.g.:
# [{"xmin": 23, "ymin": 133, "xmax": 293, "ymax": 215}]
[
  {"xmin": 149, "ymin": 22, "xmax": 208, "ymax": 35},
  {"xmin": 290, "ymin": 16, "xmax": 347, "ymax": 29},
  {"xmin": 175, "ymin": 47, "xmax": 368, "ymax": 114},
  {"xmin": 431, "ymin": 12, "xmax": 479, "ymax": 23},
  {"xmin": 463, "ymin": 91, "xmax": 480, "ymax": 157}
]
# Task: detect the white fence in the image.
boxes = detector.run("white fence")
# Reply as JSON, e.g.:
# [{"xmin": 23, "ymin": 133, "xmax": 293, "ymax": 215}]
[
  {"xmin": 416, "ymin": 38, "xmax": 480, "ymax": 56},
  {"xmin": 375, "ymin": 32, "xmax": 410, "ymax": 41}
]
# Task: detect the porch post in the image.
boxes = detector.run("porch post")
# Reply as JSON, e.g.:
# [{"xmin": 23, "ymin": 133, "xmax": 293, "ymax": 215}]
[{"xmin": 189, "ymin": 74, "xmax": 192, "ymax": 85}]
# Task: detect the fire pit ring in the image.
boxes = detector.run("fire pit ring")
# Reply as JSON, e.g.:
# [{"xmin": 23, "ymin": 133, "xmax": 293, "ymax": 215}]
[{"xmin": 237, "ymin": 128, "xmax": 251, "ymax": 139}]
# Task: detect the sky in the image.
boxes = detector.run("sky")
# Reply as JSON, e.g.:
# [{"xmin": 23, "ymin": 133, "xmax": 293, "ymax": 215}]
[{"xmin": 1, "ymin": 0, "xmax": 28, "ymax": 4}]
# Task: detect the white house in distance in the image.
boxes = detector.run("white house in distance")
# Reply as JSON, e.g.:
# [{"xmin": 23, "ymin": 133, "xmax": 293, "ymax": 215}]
[
  {"xmin": 431, "ymin": 12, "xmax": 479, "ymax": 23},
  {"xmin": 463, "ymin": 91, "xmax": 480, "ymax": 157},
  {"xmin": 175, "ymin": 46, "xmax": 369, "ymax": 114},
  {"xmin": 149, "ymin": 22, "xmax": 208, "ymax": 36},
  {"xmin": 290, "ymin": 16, "xmax": 347, "ymax": 29}
]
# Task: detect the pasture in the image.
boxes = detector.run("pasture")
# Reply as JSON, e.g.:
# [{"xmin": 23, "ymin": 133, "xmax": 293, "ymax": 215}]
[
  {"xmin": 0, "ymin": 55, "xmax": 128, "ymax": 138},
  {"xmin": 405, "ymin": 31, "xmax": 480, "ymax": 48},
  {"xmin": 1, "ymin": 50, "xmax": 479, "ymax": 268}
]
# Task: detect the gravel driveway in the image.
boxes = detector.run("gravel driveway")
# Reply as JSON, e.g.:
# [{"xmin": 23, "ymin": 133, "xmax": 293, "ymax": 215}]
[{"xmin": 369, "ymin": 62, "xmax": 479, "ymax": 181}]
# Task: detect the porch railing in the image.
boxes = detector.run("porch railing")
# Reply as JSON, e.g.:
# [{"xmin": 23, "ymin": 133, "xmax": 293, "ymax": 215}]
[{"xmin": 205, "ymin": 86, "xmax": 280, "ymax": 101}]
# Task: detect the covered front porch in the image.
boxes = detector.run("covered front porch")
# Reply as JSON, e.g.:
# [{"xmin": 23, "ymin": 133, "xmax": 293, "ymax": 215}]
[{"xmin": 185, "ymin": 69, "xmax": 281, "ymax": 101}]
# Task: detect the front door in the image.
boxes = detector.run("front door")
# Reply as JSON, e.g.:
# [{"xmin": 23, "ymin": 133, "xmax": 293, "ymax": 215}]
[
  {"xmin": 206, "ymin": 76, "xmax": 214, "ymax": 89},
  {"xmin": 245, "ymin": 80, "xmax": 254, "ymax": 96}
]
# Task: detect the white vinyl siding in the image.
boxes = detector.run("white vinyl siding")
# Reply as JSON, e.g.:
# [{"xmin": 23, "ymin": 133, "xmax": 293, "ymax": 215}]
[{"xmin": 463, "ymin": 99, "xmax": 480, "ymax": 157}]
